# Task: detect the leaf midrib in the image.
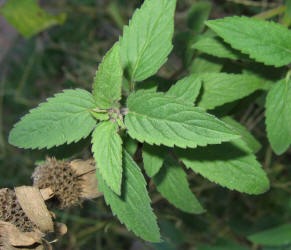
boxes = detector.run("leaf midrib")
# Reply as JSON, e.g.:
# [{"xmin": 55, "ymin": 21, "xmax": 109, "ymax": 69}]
[
  {"xmin": 221, "ymin": 24, "xmax": 291, "ymax": 55},
  {"xmin": 130, "ymin": 1, "xmax": 171, "ymax": 81},
  {"xmin": 128, "ymin": 111, "xmax": 230, "ymax": 136}
]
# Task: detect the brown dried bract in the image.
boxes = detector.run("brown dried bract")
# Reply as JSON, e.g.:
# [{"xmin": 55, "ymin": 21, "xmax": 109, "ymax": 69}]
[
  {"xmin": 14, "ymin": 186, "xmax": 54, "ymax": 233},
  {"xmin": 70, "ymin": 159, "xmax": 102, "ymax": 200},
  {"xmin": 0, "ymin": 186, "xmax": 67, "ymax": 250},
  {"xmin": 0, "ymin": 220, "xmax": 43, "ymax": 250},
  {"xmin": 32, "ymin": 157, "xmax": 102, "ymax": 209}
]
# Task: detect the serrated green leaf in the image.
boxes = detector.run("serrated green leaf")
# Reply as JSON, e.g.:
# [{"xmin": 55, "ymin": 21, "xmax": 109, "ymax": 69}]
[
  {"xmin": 222, "ymin": 116, "xmax": 261, "ymax": 153},
  {"xmin": 176, "ymin": 139, "xmax": 270, "ymax": 194},
  {"xmin": 193, "ymin": 36, "xmax": 247, "ymax": 60},
  {"xmin": 125, "ymin": 91, "xmax": 239, "ymax": 149},
  {"xmin": 97, "ymin": 150, "xmax": 160, "ymax": 242},
  {"xmin": 151, "ymin": 220, "xmax": 185, "ymax": 249},
  {"xmin": 0, "ymin": 0, "xmax": 66, "ymax": 39},
  {"xmin": 9, "ymin": 89, "xmax": 96, "ymax": 149},
  {"xmin": 136, "ymin": 80, "xmax": 158, "ymax": 93},
  {"xmin": 173, "ymin": 31, "xmax": 196, "ymax": 67},
  {"xmin": 266, "ymin": 79, "xmax": 291, "ymax": 155},
  {"xmin": 154, "ymin": 156, "xmax": 204, "ymax": 214},
  {"xmin": 123, "ymin": 135, "xmax": 138, "ymax": 156},
  {"xmin": 142, "ymin": 144, "xmax": 167, "ymax": 177},
  {"xmin": 89, "ymin": 110, "xmax": 110, "ymax": 121},
  {"xmin": 187, "ymin": 2, "xmax": 211, "ymax": 33},
  {"xmin": 120, "ymin": 0, "xmax": 176, "ymax": 82},
  {"xmin": 248, "ymin": 224, "xmax": 291, "ymax": 246},
  {"xmin": 93, "ymin": 43, "xmax": 123, "ymax": 109},
  {"xmin": 198, "ymin": 73, "xmax": 265, "ymax": 110},
  {"xmin": 92, "ymin": 121, "xmax": 122, "ymax": 195},
  {"xmin": 166, "ymin": 74, "xmax": 202, "ymax": 104},
  {"xmin": 189, "ymin": 54, "xmax": 223, "ymax": 74},
  {"xmin": 206, "ymin": 16, "xmax": 291, "ymax": 67}
]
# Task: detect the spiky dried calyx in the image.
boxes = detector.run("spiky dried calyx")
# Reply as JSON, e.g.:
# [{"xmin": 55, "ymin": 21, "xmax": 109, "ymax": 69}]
[
  {"xmin": 0, "ymin": 188, "xmax": 36, "ymax": 232},
  {"xmin": 33, "ymin": 157, "xmax": 82, "ymax": 209},
  {"xmin": 32, "ymin": 157, "xmax": 101, "ymax": 209}
]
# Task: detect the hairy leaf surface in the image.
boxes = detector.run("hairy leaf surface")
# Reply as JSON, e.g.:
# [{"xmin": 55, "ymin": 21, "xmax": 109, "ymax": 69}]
[
  {"xmin": 142, "ymin": 144, "xmax": 167, "ymax": 177},
  {"xmin": 120, "ymin": 0, "xmax": 176, "ymax": 82},
  {"xmin": 193, "ymin": 36, "xmax": 246, "ymax": 60},
  {"xmin": 92, "ymin": 121, "xmax": 122, "ymax": 195},
  {"xmin": 222, "ymin": 117, "xmax": 261, "ymax": 153},
  {"xmin": 93, "ymin": 43, "xmax": 123, "ymax": 109},
  {"xmin": 125, "ymin": 91, "xmax": 239, "ymax": 148},
  {"xmin": 266, "ymin": 79, "xmax": 291, "ymax": 155},
  {"xmin": 206, "ymin": 16, "xmax": 291, "ymax": 67},
  {"xmin": 198, "ymin": 73, "xmax": 264, "ymax": 109},
  {"xmin": 97, "ymin": 151, "xmax": 160, "ymax": 242},
  {"xmin": 189, "ymin": 54, "xmax": 223, "ymax": 74},
  {"xmin": 154, "ymin": 156, "xmax": 204, "ymax": 214},
  {"xmin": 166, "ymin": 74, "xmax": 202, "ymax": 104},
  {"xmin": 177, "ymin": 139, "xmax": 269, "ymax": 194},
  {"xmin": 9, "ymin": 89, "xmax": 96, "ymax": 149},
  {"xmin": 123, "ymin": 136, "xmax": 138, "ymax": 156}
]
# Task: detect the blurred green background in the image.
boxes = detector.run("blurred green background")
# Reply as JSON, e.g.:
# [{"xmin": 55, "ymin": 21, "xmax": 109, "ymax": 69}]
[{"xmin": 0, "ymin": 0, "xmax": 290, "ymax": 249}]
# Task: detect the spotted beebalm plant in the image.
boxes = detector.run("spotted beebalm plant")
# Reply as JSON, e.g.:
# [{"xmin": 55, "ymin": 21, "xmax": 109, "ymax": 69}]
[{"xmin": 12, "ymin": 0, "xmax": 291, "ymax": 242}]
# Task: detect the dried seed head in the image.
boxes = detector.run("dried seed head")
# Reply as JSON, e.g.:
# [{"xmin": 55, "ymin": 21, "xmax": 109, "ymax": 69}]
[
  {"xmin": 32, "ymin": 157, "xmax": 82, "ymax": 209},
  {"xmin": 0, "ymin": 188, "xmax": 36, "ymax": 232},
  {"xmin": 0, "ymin": 220, "xmax": 46, "ymax": 250}
]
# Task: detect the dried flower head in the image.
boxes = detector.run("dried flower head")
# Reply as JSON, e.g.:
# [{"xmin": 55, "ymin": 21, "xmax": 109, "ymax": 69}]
[
  {"xmin": 0, "ymin": 220, "xmax": 50, "ymax": 250},
  {"xmin": 32, "ymin": 157, "xmax": 101, "ymax": 209},
  {"xmin": 0, "ymin": 188, "xmax": 35, "ymax": 232},
  {"xmin": 32, "ymin": 157, "xmax": 82, "ymax": 209},
  {"xmin": 0, "ymin": 186, "xmax": 67, "ymax": 249}
]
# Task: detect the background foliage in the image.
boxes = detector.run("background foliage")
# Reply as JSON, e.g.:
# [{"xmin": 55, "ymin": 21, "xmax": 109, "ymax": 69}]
[{"xmin": 0, "ymin": 0, "xmax": 291, "ymax": 249}]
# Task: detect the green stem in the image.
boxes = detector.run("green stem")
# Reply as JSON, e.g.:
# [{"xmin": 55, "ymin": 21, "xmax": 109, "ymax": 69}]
[
  {"xmin": 253, "ymin": 5, "xmax": 286, "ymax": 19},
  {"xmin": 15, "ymin": 48, "xmax": 36, "ymax": 99},
  {"xmin": 130, "ymin": 79, "xmax": 135, "ymax": 92}
]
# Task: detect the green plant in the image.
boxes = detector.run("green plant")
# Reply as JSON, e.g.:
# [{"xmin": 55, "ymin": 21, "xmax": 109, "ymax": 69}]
[
  {"xmin": 7, "ymin": 0, "xmax": 291, "ymax": 243},
  {"xmin": 0, "ymin": 0, "xmax": 66, "ymax": 38}
]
